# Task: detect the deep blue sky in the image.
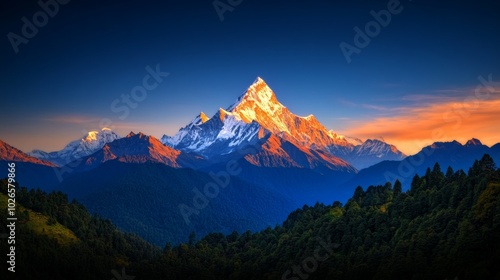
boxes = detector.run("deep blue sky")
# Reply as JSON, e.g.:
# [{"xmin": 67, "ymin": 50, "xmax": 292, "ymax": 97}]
[{"xmin": 1, "ymin": 0, "xmax": 499, "ymax": 153}]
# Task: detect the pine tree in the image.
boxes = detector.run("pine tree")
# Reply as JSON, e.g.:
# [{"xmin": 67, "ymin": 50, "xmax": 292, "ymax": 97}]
[{"xmin": 393, "ymin": 180, "xmax": 402, "ymax": 197}]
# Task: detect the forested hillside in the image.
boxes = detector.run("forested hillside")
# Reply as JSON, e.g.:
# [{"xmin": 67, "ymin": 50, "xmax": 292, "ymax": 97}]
[
  {"xmin": 0, "ymin": 180, "xmax": 160, "ymax": 280},
  {"xmin": 143, "ymin": 154, "xmax": 500, "ymax": 279},
  {"xmin": 1, "ymin": 154, "xmax": 499, "ymax": 279}
]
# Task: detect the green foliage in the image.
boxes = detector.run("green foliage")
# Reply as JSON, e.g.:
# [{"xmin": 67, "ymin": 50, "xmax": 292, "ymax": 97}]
[
  {"xmin": 46, "ymin": 216, "xmax": 57, "ymax": 226},
  {"xmin": 1, "ymin": 154, "xmax": 500, "ymax": 279},
  {"xmin": 144, "ymin": 154, "xmax": 500, "ymax": 279},
  {"xmin": 0, "ymin": 180, "xmax": 160, "ymax": 280}
]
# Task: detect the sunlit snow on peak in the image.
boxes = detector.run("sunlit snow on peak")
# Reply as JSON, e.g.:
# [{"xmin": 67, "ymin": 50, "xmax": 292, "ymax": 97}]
[{"xmin": 85, "ymin": 131, "xmax": 99, "ymax": 141}]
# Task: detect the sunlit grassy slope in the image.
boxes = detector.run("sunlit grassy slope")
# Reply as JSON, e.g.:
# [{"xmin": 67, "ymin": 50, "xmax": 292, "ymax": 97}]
[{"xmin": 0, "ymin": 193, "xmax": 79, "ymax": 246}]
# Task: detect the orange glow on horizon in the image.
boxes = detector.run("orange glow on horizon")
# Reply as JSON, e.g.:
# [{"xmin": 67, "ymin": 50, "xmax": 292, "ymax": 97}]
[{"xmin": 342, "ymin": 97, "xmax": 500, "ymax": 155}]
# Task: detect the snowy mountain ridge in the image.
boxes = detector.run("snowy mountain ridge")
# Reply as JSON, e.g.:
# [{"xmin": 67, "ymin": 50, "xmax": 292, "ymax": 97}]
[
  {"xmin": 29, "ymin": 128, "xmax": 120, "ymax": 166},
  {"xmin": 162, "ymin": 77, "xmax": 405, "ymax": 169}
]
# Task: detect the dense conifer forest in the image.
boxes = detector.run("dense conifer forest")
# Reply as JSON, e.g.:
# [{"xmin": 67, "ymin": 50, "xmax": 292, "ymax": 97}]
[{"xmin": 1, "ymin": 154, "xmax": 499, "ymax": 279}]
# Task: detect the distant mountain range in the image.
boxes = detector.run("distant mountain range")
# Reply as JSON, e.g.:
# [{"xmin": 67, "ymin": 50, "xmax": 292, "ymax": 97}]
[
  {"xmin": 56, "ymin": 160, "xmax": 294, "ymax": 245},
  {"xmin": 1, "ymin": 139, "xmax": 55, "ymax": 167},
  {"xmin": 24, "ymin": 78, "xmax": 406, "ymax": 172},
  {"xmin": 29, "ymin": 128, "xmax": 120, "ymax": 166},
  {"xmin": 69, "ymin": 132, "xmax": 208, "ymax": 172},
  {"xmin": 0, "ymin": 140, "xmax": 63, "ymax": 190},
  {"xmin": 161, "ymin": 77, "xmax": 405, "ymax": 170},
  {"xmin": 344, "ymin": 138, "xmax": 500, "ymax": 190},
  {"xmin": 1, "ymin": 77, "xmax": 498, "ymax": 246}
]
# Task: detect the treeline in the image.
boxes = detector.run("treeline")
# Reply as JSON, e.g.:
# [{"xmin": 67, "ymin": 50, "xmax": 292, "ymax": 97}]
[
  {"xmin": 143, "ymin": 154, "xmax": 500, "ymax": 279},
  {"xmin": 1, "ymin": 154, "xmax": 500, "ymax": 279},
  {"xmin": 0, "ymin": 180, "xmax": 160, "ymax": 280}
]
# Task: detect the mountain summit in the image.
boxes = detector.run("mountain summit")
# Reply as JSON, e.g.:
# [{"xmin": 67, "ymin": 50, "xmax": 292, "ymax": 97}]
[
  {"xmin": 226, "ymin": 77, "xmax": 284, "ymax": 123},
  {"xmin": 163, "ymin": 77, "xmax": 351, "ymax": 151},
  {"xmin": 225, "ymin": 77, "xmax": 351, "ymax": 150},
  {"xmin": 0, "ymin": 139, "xmax": 56, "ymax": 166},
  {"xmin": 30, "ymin": 128, "xmax": 120, "ymax": 166},
  {"xmin": 162, "ymin": 77, "xmax": 405, "ymax": 169},
  {"xmin": 73, "ymin": 132, "xmax": 204, "ymax": 171}
]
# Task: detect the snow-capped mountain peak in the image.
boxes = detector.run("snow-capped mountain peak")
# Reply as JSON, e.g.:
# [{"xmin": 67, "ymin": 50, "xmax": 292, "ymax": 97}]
[
  {"xmin": 226, "ymin": 77, "xmax": 286, "ymax": 127},
  {"xmin": 30, "ymin": 128, "xmax": 120, "ymax": 166},
  {"xmin": 164, "ymin": 78, "xmax": 354, "ymax": 152},
  {"xmin": 200, "ymin": 112, "xmax": 210, "ymax": 123},
  {"xmin": 331, "ymin": 132, "xmax": 364, "ymax": 146},
  {"xmin": 85, "ymin": 131, "xmax": 99, "ymax": 141},
  {"xmin": 161, "ymin": 77, "xmax": 406, "ymax": 169},
  {"xmin": 80, "ymin": 128, "xmax": 120, "ymax": 150},
  {"xmin": 189, "ymin": 112, "xmax": 211, "ymax": 127},
  {"xmin": 227, "ymin": 77, "xmax": 277, "ymax": 106},
  {"xmin": 327, "ymin": 138, "xmax": 407, "ymax": 169},
  {"xmin": 240, "ymin": 77, "xmax": 280, "ymax": 107},
  {"xmin": 222, "ymin": 77, "xmax": 352, "ymax": 149}
]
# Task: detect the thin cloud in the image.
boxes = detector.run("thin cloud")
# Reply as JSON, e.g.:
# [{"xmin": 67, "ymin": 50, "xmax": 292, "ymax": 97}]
[
  {"xmin": 401, "ymin": 94, "xmax": 456, "ymax": 103},
  {"xmin": 402, "ymin": 82, "xmax": 500, "ymax": 104},
  {"xmin": 361, "ymin": 104, "xmax": 386, "ymax": 111},
  {"xmin": 380, "ymin": 83, "xmax": 402, "ymax": 88},
  {"xmin": 333, "ymin": 117, "xmax": 353, "ymax": 121},
  {"xmin": 38, "ymin": 115, "xmax": 101, "ymax": 124},
  {"xmin": 338, "ymin": 98, "xmax": 357, "ymax": 107},
  {"xmin": 342, "ymin": 88, "xmax": 500, "ymax": 155},
  {"xmin": 36, "ymin": 114, "xmax": 182, "ymax": 140},
  {"xmin": 361, "ymin": 104, "xmax": 394, "ymax": 112}
]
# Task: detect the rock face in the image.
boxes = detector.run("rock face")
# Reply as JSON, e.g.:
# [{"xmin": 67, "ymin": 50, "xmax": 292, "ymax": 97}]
[
  {"xmin": 74, "ymin": 132, "xmax": 205, "ymax": 171},
  {"xmin": 26, "ymin": 77, "xmax": 405, "ymax": 171},
  {"xmin": 0, "ymin": 139, "xmax": 56, "ymax": 167},
  {"xmin": 29, "ymin": 128, "xmax": 120, "ymax": 166},
  {"xmin": 162, "ymin": 77, "xmax": 405, "ymax": 170}
]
